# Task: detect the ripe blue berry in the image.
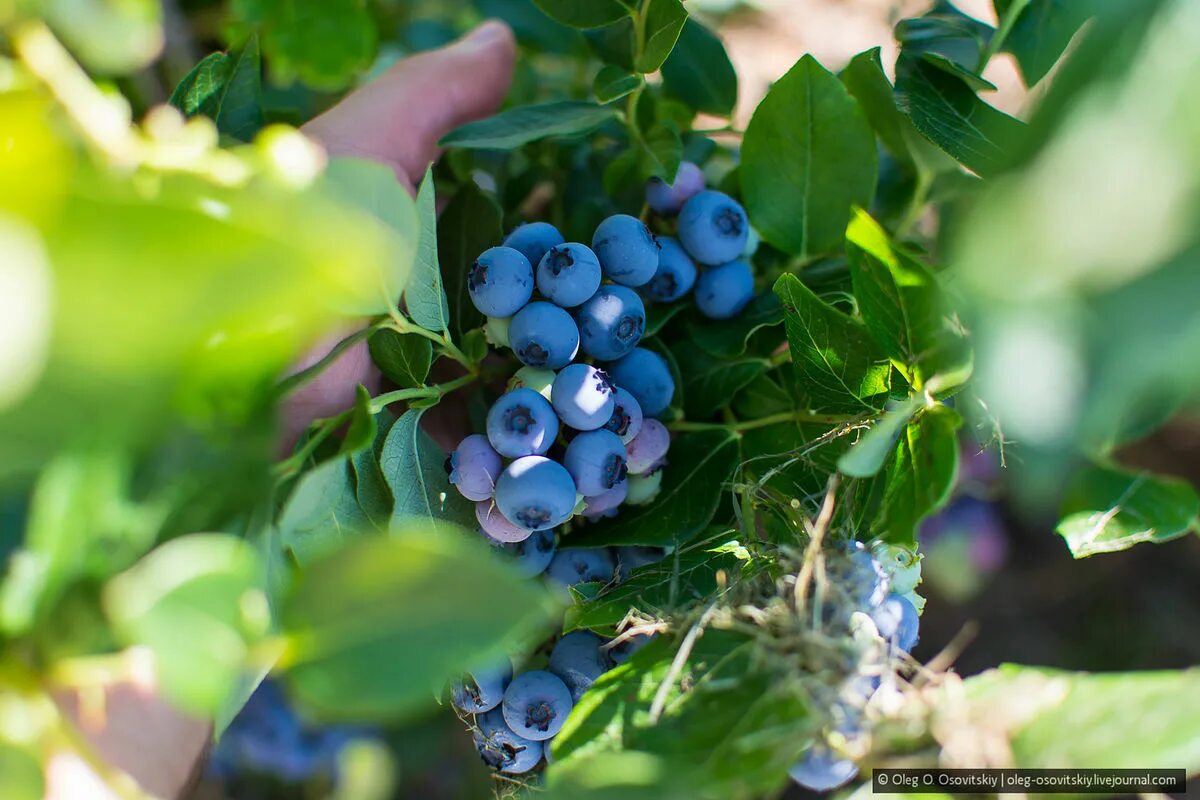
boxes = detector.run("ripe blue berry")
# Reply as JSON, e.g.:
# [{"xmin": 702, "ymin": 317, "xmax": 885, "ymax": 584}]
[
  {"xmin": 646, "ymin": 161, "xmax": 705, "ymax": 216},
  {"xmin": 616, "ymin": 545, "xmax": 665, "ymax": 579},
  {"xmin": 695, "ymin": 260, "xmax": 754, "ymax": 320},
  {"xmin": 537, "ymin": 243, "xmax": 602, "ymax": 308},
  {"xmin": 592, "ymin": 214, "xmax": 660, "ymax": 287},
  {"xmin": 643, "ymin": 236, "xmax": 697, "ymax": 303},
  {"xmin": 503, "ymin": 221, "xmax": 565, "ymax": 269},
  {"xmin": 678, "ymin": 190, "xmax": 749, "ymax": 265},
  {"xmin": 576, "ymin": 285, "xmax": 646, "ymax": 361},
  {"xmin": 495, "ymin": 456, "xmax": 577, "ymax": 531},
  {"xmin": 624, "ymin": 418, "xmax": 669, "ymax": 475},
  {"xmin": 548, "ymin": 631, "xmax": 612, "ymax": 703},
  {"xmin": 476, "ymin": 500, "xmax": 531, "ymax": 543},
  {"xmin": 447, "ymin": 434, "xmax": 502, "ymax": 501},
  {"xmin": 468, "ymin": 246, "xmax": 534, "ymax": 317},
  {"xmin": 501, "ymin": 671, "xmax": 574, "ymax": 741},
  {"xmin": 607, "ymin": 348, "xmax": 674, "ymax": 418},
  {"xmin": 873, "ymin": 594, "xmax": 920, "ymax": 652},
  {"xmin": 843, "ymin": 542, "xmax": 890, "ymax": 608},
  {"xmin": 551, "ymin": 364, "xmax": 616, "ymax": 431},
  {"xmin": 494, "ymin": 528, "xmax": 557, "ymax": 578},
  {"xmin": 473, "ymin": 707, "xmax": 544, "ymax": 774},
  {"xmin": 602, "ymin": 386, "xmax": 643, "ymax": 444},
  {"xmin": 788, "ymin": 745, "xmax": 858, "ymax": 791},
  {"xmin": 453, "ymin": 660, "xmax": 513, "ymax": 714},
  {"xmin": 564, "ymin": 429, "xmax": 628, "ymax": 496},
  {"xmin": 486, "ymin": 388, "xmax": 559, "ymax": 459},
  {"xmin": 547, "ymin": 547, "xmax": 616, "ymax": 587},
  {"xmin": 582, "ymin": 481, "xmax": 627, "ymax": 520},
  {"xmin": 508, "ymin": 301, "xmax": 580, "ymax": 369}
]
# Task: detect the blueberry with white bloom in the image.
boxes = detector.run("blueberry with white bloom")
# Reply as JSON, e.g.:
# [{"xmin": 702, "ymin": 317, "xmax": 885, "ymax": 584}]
[
  {"xmin": 503, "ymin": 221, "xmax": 565, "ymax": 269},
  {"xmin": 493, "ymin": 528, "xmax": 557, "ymax": 578},
  {"xmin": 625, "ymin": 418, "xmax": 669, "ymax": 475},
  {"xmin": 646, "ymin": 161, "xmax": 705, "ymax": 216},
  {"xmin": 548, "ymin": 631, "xmax": 612, "ymax": 702},
  {"xmin": 606, "ymin": 348, "xmax": 674, "ymax": 418},
  {"xmin": 495, "ymin": 456, "xmax": 577, "ymax": 531},
  {"xmin": 547, "ymin": 547, "xmax": 616, "ymax": 588},
  {"xmin": 476, "ymin": 501, "xmax": 532, "ymax": 544},
  {"xmin": 508, "ymin": 301, "xmax": 580, "ymax": 369},
  {"xmin": 788, "ymin": 744, "xmax": 858, "ymax": 792},
  {"xmin": 602, "ymin": 386, "xmax": 643, "ymax": 444},
  {"xmin": 695, "ymin": 260, "xmax": 754, "ymax": 320},
  {"xmin": 564, "ymin": 429, "xmax": 628, "ymax": 496},
  {"xmin": 486, "ymin": 388, "xmax": 559, "ymax": 459},
  {"xmin": 447, "ymin": 434, "xmax": 502, "ymax": 501},
  {"xmin": 643, "ymin": 237, "xmax": 697, "ymax": 303},
  {"xmin": 576, "ymin": 284, "xmax": 646, "ymax": 361},
  {"xmin": 501, "ymin": 671, "xmax": 574, "ymax": 741},
  {"xmin": 453, "ymin": 660, "xmax": 513, "ymax": 714},
  {"xmin": 537, "ymin": 243, "xmax": 602, "ymax": 308},
  {"xmin": 552, "ymin": 364, "xmax": 616, "ymax": 431},
  {"xmin": 677, "ymin": 190, "xmax": 749, "ymax": 266},
  {"xmin": 592, "ymin": 214, "xmax": 660, "ymax": 287},
  {"xmin": 473, "ymin": 707, "xmax": 544, "ymax": 774},
  {"xmin": 468, "ymin": 246, "xmax": 534, "ymax": 317}
]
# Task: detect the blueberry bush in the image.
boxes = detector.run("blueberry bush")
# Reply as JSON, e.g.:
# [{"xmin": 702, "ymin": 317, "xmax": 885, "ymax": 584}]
[{"xmin": 2, "ymin": 0, "xmax": 1200, "ymax": 798}]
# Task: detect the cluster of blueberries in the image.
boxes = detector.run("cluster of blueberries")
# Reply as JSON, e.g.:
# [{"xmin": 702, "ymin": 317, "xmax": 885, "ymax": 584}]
[{"xmin": 788, "ymin": 542, "xmax": 922, "ymax": 792}]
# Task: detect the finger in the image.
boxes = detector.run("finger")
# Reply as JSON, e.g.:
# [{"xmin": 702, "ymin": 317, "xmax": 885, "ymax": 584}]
[{"xmin": 303, "ymin": 20, "xmax": 517, "ymax": 185}]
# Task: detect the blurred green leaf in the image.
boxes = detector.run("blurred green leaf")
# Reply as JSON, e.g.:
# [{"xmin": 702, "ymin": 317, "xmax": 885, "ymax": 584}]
[
  {"xmin": 369, "ymin": 330, "xmax": 432, "ymax": 389},
  {"xmin": 847, "ymin": 209, "xmax": 972, "ymax": 392},
  {"xmin": 438, "ymin": 182, "xmax": 501, "ymax": 342},
  {"xmin": 675, "ymin": 342, "xmax": 767, "ymax": 419},
  {"xmin": 379, "ymin": 409, "xmax": 474, "ymax": 531},
  {"xmin": 594, "ymin": 66, "xmax": 642, "ymax": 104},
  {"xmin": 688, "ymin": 293, "xmax": 784, "ymax": 359},
  {"xmin": 40, "ymin": 0, "xmax": 162, "ymax": 73},
  {"xmin": 230, "ymin": 0, "xmax": 377, "ymax": 89},
  {"xmin": 635, "ymin": 0, "xmax": 687, "ymax": 74},
  {"xmin": 350, "ymin": 411, "xmax": 396, "ymax": 525},
  {"xmin": 895, "ymin": 0, "xmax": 993, "ymax": 71},
  {"xmin": 104, "ymin": 534, "xmax": 268, "ymax": 715},
  {"xmin": 871, "ymin": 404, "xmax": 961, "ymax": 545},
  {"xmin": 281, "ymin": 524, "xmax": 558, "ymax": 720},
  {"xmin": 477, "ymin": 0, "xmax": 583, "ymax": 54},
  {"xmin": 774, "ymin": 274, "xmax": 891, "ymax": 414},
  {"xmin": 732, "ymin": 373, "xmax": 794, "ymax": 419},
  {"xmin": 840, "ymin": 48, "xmax": 915, "ymax": 167},
  {"xmin": 743, "ymin": 55, "xmax": 877, "ymax": 258},
  {"xmin": 532, "ymin": 0, "xmax": 631, "ymax": 29},
  {"xmin": 440, "ymin": 101, "xmax": 619, "ymax": 149},
  {"xmin": 920, "ymin": 51, "xmax": 997, "ymax": 92},
  {"xmin": 279, "ymin": 458, "xmax": 369, "ymax": 567},
  {"xmin": 996, "ymin": 0, "xmax": 1098, "ymax": 85},
  {"xmin": 340, "ymin": 385, "xmax": 377, "ymax": 457},
  {"xmin": 169, "ymin": 36, "xmax": 265, "ymax": 141},
  {"xmin": 570, "ymin": 430, "xmax": 739, "ymax": 548},
  {"xmin": 0, "ymin": 743, "xmax": 43, "ymax": 800},
  {"xmin": 638, "ymin": 121, "xmax": 682, "ymax": 183},
  {"xmin": 837, "ymin": 396, "xmax": 922, "ymax": 478},
  {"xmin": 586, "ymin": 16, "xmax": 637, "ymax": 72},
  {"xmin": 1057, "ymin": 463, "xmax": 1199, "ymax": 558},
  {"xmin": 661, "ymin": 19, "xmax": 737, "ymax": 117},
  {"xmin": 644, "ymin": 300, "xmax": 688, "ymax": 338},
  {"xmin": 404, "ymin": 166, "xmax": 450, "ymax": 333}
]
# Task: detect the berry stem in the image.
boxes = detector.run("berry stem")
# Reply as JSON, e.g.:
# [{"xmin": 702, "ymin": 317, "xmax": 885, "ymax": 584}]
[
  {"xmin": 669, "ymin": 410, "xmax": 856, "ymax": 434},
  {"xmin": 386, "ymin": 314, "xmax": 479, "ymax": 375},
  {"xmin": 275, "ymin": 319, "xmax": 388, "ymax": 397}
]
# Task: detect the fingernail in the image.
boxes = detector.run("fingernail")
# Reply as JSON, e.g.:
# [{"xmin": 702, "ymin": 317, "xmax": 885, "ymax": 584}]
[{"xmin": 462, "ymin": 19, "xmax": 510, "ymax": 49}]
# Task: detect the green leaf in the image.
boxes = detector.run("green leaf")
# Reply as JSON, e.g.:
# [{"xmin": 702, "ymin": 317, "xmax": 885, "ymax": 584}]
[
  {"xmin": 350, "ymin": 411, "xmax": 396, "ymax": 525},
  {"xmin": 278, "ymin": 458, "xmax": 370, "ymax": 567},
  {"xmin": 440, "ymin": 101, "xmax": 619, "ymax": 150},
  {"xmin": 773, "ymin": 274, "xmax": 891, "ymax": 414},
  {"xmin": 438, "ymin": 182, "xmax": 502, "ymax": 341},
  {"xmin": 635, "ymin": 0, "xmax": 688, "ymax": 74},
  {"xmin": 339, "ymin": 385, "xmax": 377, "ymax": 457},
  {"xmin": 895, "ymin": 1, "xmax": 994, "ymax": 71},
  {"xmin": 921, "ymin": 51, "xmax": 997, "ymax": 92},
  {"xmin": 230, "ymin": 0, "xmax": 377, "ymax": 89},
  {"xmin": 846, "ymin": 209, "xmax": 972, "ymax": 392},
  {"xmin": 644, "ymin": 301, "xmax": 688, "ymax": 338},
  {"xmin": 1056, "ymin": 463, "xmax": 1200, "ymax": 558},
  {"xmin": 585, "ymin": 16, "xmax": 637, "ymax": 72},
  {"xmin": 404, "ymin": 165, "xmax": 450, "ymax": 332},
  {"xmin": 950, "ymin": 664, "xmax": 1200, "ymax": 770},
  {"xmin": 660, "ymin": 19, "xmax": 738, "ymax": 117},
  {"xmin": 532, "ymin": 0, "xmax": 631, "ymax": 29},
  {"xmin": 38, "ymin": 0, "xmax": 162, "ymax": 73},
  {"xmin": 169, "ymin": 36, "xmax": 264, "ymax": 141},
  {"xmin": 461, "ymin": 328, "xmax": 489, "ymax": 365},
  {"xmin": 569, "ymin": 430, "xmax": 740, "ymax": 548},
  {"xmin": 368, "ymin": 329, "xmax": 432, "ymax": 388},
  {"xmin": 638, "ymin": 122, "xmax": 683, "ymax": 183},
  {"xmin": 837, "ymin": 396, "xmax": 923, "ymax": 478},
  {"xmin": 379, "ymin": 409, "xmax": 474, "ymax": 531},
  {"xmin": 104, "ymin": 534, "xmax": 268, "ymax": 715},
  {"xmin": 674, "ymin": 342, "xmax": 767, "ymax": 419},
  {"xmin": 743, "ymin": 55, "xmax": 878, "ymax": 258},
  {"xmin": 688, "ymin": 293, "xmax": 785, "ymax": 359},
  {"xmin": 895, "ymin": 54, "xmax": 1026, "ymax": 178},
  {"xmin": 0, "ymin": 744, "xmax": 43, "ymax": 800},
  {"xmin": 996, "ymin": 0, "xmax": 1098, "ymax": 85},
  {"xmin": 732, "ymin": 373, "xmax": 794, "ymax": 419},
  {"xmin": 839, "ymin": 48, "xmax": 915, "ymax": 167},
  {"xmin": 594, "ymin": 66, "xmax": 643, "ymax": 104},
  {"xmin": 872, "ymin": 404, "xmax": 961, "ymax": 545},
  {"xmin": 280, "ymin": 524, "xmax": 558, "ymax": 720}
]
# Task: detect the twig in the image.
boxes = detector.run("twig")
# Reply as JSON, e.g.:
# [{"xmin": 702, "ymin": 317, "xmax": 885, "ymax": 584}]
[
  {"xmin": 648, "ymin": 604, "xmax": 717, "ymax": 723},
  {"xmin": 794, "ymin": 474, "xmax": 839, "ymax": 614},
  {"xmin": 913, "ymin": 622, "xmax": 979, "ymax": 686}
]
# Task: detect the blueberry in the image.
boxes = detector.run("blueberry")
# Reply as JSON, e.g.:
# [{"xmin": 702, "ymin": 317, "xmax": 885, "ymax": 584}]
[
  {"xmin": 841, "ymin": 541, "xmax": 889, "ymax": 608},
  {"xmin": 624, "ymin": 418, "xmax": 670, "ymax": 475},
  {"xmin": 591, "ymin": 214, "xmax": 660, "ymax": 287},
  {"xmin": 503, "ymin": 221, "xmax": 566, "ymax": 269},
  {"xmin": 476, "ymin": 500, "xmax": 532, "ymax": 543},
  {"xmin": 872, "ymin": 594, "xmax": 919, "ymax": 652},
  {"xmin": 624, "ymin": 469, "xmax": 662, "ymax": 506},
  {"xmin": 575, "ymin": 285, "xmax": 646, "ymax": 361},
  {"xmin": 564, "ymin": 429, "xmax": 628, "ymax": 496},
  {"xmin": 787, "ymin": 745, "xmax": 858, "ymax": 792},
  {"xmin": 547, "ymin": 547, "xmax": 616, "ymax": 587},
  {"xmin": 643, "ymin": 236, "xmax": 697, "ymax": 303},
  {"xmin": 508, "ymin": 301, "xmax": 580, "ymax": 369},
  {"xmin": 486, "ymin": 388, "xmax": 559, "ymax": 459},
  {"xmin": 473, "ymin": 707, "xmax": 544, "ymax": 774},
  {"xmin": 602, "ymin": 387, "xmax": 643, "ymax": 444},
  {"xmin": 537, "ymin": 243, "xmax": 602, "ymax": 308},
  {"xmin": 468, "ymin": 246, "xmax": 534, "ymax": 317},
  {"xmin": 548, "ymin": 631, "xmax": 613, "ymax": 703},
  {"xmin": 677, "ymin": 190, "xmax": 749, "ymax": 265},
  {"xmin": 582, "ymin": 481, "xmax": 628, "ymax": 520},
  {"xmin": 453, "ymin": 659, "xmax": 513, "ymax": 713},
  {"xmin": 551, "ymin": 364, "xmax": 617, "ymax": 431},
  {"xmin": 646, "ymin": 161, "xmax": 706, "ymax": 216},
  {"xmin": 494, "ymin": 528, "xmax": 557, "ymax": 578},
  {"xmin": 695, "ymin": 260, "xmax": 754, "ymax": 320},
  {"xmin": 609, "ymin": 631, "xmax": 655, "ymax": 665},
  {"xmin": 501, "ymin": 671, "xmax": 574, "ymax": 741},
  {"xmin": 495, "ymin": 456, "xmax": 577, "ymax": 531},
  {"xmin": 616, "ymin": 545, "xmax": 666, "ymax": 580},
  {"xmin": 606, "ymin": 348, "xmax": 674, "ymax": 418},
  {"xmin": 447, "ymin": 434, "xmax": 502, "ymax": 501}
]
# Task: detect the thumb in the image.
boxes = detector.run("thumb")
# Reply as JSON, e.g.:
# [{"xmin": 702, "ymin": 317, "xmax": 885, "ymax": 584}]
[{"xmin": 303, "ymin": 20, "xmax": 517, "ymax": 185}]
